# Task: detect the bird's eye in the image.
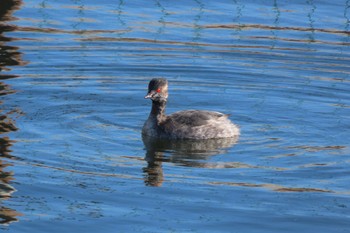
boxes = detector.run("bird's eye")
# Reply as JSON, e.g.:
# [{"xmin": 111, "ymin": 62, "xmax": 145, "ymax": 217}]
[{"xmin": 156, "ymin": 88, "xmax": 161, "ymax": 93}]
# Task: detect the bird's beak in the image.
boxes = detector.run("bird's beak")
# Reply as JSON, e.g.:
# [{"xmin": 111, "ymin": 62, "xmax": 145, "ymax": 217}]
[{"xmin": 144, "ymin": 91, "xmax": 156, "ymax": 99}]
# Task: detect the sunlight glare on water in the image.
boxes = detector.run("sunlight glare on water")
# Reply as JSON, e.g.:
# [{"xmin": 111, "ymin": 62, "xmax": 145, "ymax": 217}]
[{"xmin": 0, "ymin": 0, "xmax": 350, "ymax": 232}]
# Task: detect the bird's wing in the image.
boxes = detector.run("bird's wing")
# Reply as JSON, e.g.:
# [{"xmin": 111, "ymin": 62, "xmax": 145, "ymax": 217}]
[{"xmin": 165, "ymin": 110, "xmax": 228, "ymax": 127}]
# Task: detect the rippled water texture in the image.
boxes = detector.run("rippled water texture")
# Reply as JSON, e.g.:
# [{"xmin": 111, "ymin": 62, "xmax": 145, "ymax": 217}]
[{"xmin": 1, "ymin": 0, "xmax": 350, "ymax": 232}]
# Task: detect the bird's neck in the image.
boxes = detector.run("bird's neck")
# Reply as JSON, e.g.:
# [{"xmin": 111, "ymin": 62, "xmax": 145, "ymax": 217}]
[{"xmin": 150, "ymin": 100, "xmax": 167, "ymax": 124}]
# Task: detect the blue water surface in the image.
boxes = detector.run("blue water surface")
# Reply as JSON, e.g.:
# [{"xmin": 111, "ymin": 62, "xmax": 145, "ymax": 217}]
[{"xmin": 0, "ymin": 0, "xmax": 350, "ymax": 232}]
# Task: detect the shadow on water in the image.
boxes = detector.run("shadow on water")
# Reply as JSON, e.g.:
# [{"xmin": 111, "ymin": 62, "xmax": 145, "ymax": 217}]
[
  {"xmin": 0, "ymin": 0, "xmax": 25, "ymax": 76},
  {"xmin": 0, "ymin": 0, "xmax": 24, "ymax": 225},
  {"xmin": 142, "ymin": 134, "xmax": 239, "ymax": 186},
  {"xmin": 0, "ymin": 138, "xmax": 21, "ymax": 225}
]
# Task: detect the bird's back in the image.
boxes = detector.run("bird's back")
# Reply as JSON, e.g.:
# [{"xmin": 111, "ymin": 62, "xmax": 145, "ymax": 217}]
[{"xmin": 160, "ymin": 110, "xmax": 239, "ymax": 139}]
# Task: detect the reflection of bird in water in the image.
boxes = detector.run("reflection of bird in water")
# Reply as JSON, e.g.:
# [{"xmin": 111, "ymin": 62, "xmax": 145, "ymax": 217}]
[
  {"xmin": 142, "ymin": 134, "xmax": 239, "ymax": 187},
  {"xmin": 142, "ymin": 78, "xmax": 240, "ymax": 140}
]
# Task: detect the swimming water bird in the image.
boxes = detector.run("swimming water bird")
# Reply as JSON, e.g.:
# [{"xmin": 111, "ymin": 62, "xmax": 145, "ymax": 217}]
[{"xmin": 142, "ymin": 78, "xmax": 240, "ymax": 140}]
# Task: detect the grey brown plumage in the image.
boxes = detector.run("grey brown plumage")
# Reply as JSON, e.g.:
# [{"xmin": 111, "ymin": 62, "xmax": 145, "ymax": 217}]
[{"xmin": 143, "ymin": 78, "xmax": 240, "ymax": 139}]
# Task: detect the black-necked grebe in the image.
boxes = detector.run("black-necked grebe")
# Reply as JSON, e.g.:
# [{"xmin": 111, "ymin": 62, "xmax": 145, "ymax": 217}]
[{"xmin": 142, "ymin": 78, "xmax": 240, "ymax": 139}]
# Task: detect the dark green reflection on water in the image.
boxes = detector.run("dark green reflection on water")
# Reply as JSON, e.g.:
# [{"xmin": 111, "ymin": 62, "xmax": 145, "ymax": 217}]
[{"xmin": 0, "ymin": 0, "xmax": 24, "ymax": 225}]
